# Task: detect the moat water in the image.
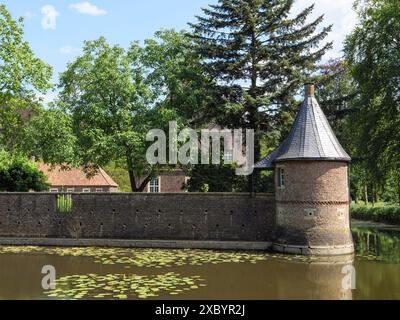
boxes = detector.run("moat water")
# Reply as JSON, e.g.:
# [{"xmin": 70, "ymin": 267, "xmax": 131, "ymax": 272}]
[{"xmin": 0, "ymin": 220, "xmax": 399, "ymax": 300}]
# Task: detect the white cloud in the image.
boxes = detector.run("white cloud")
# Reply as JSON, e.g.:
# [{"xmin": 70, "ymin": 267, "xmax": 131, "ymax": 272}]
[
  {"xmin": 24, "ymin": 11, "xmax": 37, "ymax": 19},
  {"xmin": 59, "ymin": 45, "xmax": 81, "ymax": 55},
  {"xmin": 41, "ymin": 5, "xmax": 59, "ymax": 30},
  {"xmin": 291, "ymin": 0, "xmax": 358, "ymax": 61},
  {"xmin": 69, "ymin": 2, "xmax": 107, "ymax": 16}
]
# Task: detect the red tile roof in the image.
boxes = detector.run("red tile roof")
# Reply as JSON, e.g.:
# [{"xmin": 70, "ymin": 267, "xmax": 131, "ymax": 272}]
[{"xmin": 38, "ymin": 164, "xmax": 118, "ymax": 188}]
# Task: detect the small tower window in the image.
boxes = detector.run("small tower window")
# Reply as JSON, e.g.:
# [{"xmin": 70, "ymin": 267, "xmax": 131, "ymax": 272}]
[{"xmin": 278, "ymin": 168, "xmax": 285, "ymax": 188}]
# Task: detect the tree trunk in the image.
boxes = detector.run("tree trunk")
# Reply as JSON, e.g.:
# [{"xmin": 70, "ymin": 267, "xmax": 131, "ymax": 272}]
[
  {"xmin": 248, "ymin": 131, "xmax": 261, "ymax": 193},
  {"xmin": 247, "ymin": 29, "xmax": 260, "ymax": 193},
  {"xmin": 127, "ymin": 169, "xmax": 139, "ymax": 192},
  {"xmin": 137, "ymin": 175, "xmax": 152, "ymax": 193},
  {"xmin": 398, "ymin": 176, "xmax": 400, "ymax": 206},
  {"xmin": 375, "ymin": 188, "xmax": 380, "ymax": 203},
  {"xmin": 125, "ymin": 148, "xmax": 152, "ymax": 193},
  {"xmin": 128, "ymin": 169, "xmax": 152, "ymax": 193},
  {"xmin": 364, "ymin": 182, "xmax": 369, "ymax": 206},
  {"xmin": 125, "ymin": 150, "xmax": 149, "ymax": 192},
  {"xmin": 371, "ymin": 183, "xmax": 375, "ymax": 207}
]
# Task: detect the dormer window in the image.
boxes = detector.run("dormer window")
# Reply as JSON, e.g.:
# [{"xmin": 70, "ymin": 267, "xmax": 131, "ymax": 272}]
[{"xmin": 278, "ymin": 168, "xmax": 285, "ymax": 188}]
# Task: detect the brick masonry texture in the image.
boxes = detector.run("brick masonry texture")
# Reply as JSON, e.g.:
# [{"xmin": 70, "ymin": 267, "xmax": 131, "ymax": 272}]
[
  {"xmin": 159, "ymin": 171, "xmax": 186, "ymax": 193},
  {"xmin": 275, "ymin": 161, "xmax": 349, "ymax": 203},
  {"xmin": 275, "ymin": 161, "xmax": 353, "ymax": 249},
  {"xmin": 0, "ymin": 193, "xmax": 275, "ymax": 242}
]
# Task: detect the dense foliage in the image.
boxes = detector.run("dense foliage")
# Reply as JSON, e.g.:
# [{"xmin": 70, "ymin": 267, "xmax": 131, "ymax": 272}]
[
  {"xmin": 352, "ymin": 204, "xmax": 400, "ymax": 225},
  {"xmin": 0, "ymin": 5, "xmax": 52, "ymax": 192},
  {"xmin": 345, "ymin": 0, "xmax": 400, "ymax": 204},
  {"xmin": 190, "ymin": 0, "xmax": 332, "ymax": 160},
  {"xmin": 59, "ymin": 37, "xmax": 174, "ymax": 191},
  {"xmin": 186, "ymin": 162, "xmax": 246, "ymax": 193},
  {"xmin": 0, "ymin": 5, "xmax": 52, "ymax": 98},
  {"xmin": 0, "ymin": 151, "xmax": 49, "ymax": 192},
  {"xmin": 0, "ymin": 5, "xmax": 52, "ymax": 155},
  {"xmin": 187, "ymin": 0, "xmax": 333, "ymax": 191}
]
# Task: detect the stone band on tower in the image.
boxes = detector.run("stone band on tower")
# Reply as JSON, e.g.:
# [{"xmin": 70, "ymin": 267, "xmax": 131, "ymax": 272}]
[{"xmin": 255, "ymin": 84, "xmax": 354, "ymax": 255}]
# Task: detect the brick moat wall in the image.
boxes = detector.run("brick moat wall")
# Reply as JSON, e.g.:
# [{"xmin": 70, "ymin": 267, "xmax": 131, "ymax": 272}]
[{"xmin": 0, "ymin": 193, "xmax": 275, "ymax": 242}]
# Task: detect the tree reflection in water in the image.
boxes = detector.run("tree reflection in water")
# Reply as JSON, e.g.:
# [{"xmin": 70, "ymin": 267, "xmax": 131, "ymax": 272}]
[{"xmin": 353, "ymin": 224, "xmax": 400, "ymax": 263}]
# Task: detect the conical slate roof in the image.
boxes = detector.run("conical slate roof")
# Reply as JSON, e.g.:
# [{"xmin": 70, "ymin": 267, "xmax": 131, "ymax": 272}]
[{"xmin": 255, "ymin": 84, "xmax": 351, "ymax": 169}]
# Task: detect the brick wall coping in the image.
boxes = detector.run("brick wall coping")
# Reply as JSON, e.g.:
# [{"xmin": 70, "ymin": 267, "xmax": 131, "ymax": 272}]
[
  {"xmin": 0, "ymin": 192, "xmax": 275, "ymax": 197},
  {"xmin": 0, "ymin": 238, "xmax": 272, "ymax": 251}
]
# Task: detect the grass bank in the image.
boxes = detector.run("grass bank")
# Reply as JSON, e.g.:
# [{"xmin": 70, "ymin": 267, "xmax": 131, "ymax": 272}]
[{"xmin": 351, "ymin": 202, "xmax": 400, "ymax": 225}]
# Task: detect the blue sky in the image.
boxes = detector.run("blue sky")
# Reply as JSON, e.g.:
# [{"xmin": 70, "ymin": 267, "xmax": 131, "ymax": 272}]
[{"xmin": 2, "ymin": 1, "xmax": 358, "ymax": 102}]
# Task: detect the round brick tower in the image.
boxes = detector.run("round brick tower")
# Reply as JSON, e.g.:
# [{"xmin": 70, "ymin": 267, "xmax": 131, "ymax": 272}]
[{"xmin": 255, "ymin": 84, "xmax": 354, "ymax": 255}]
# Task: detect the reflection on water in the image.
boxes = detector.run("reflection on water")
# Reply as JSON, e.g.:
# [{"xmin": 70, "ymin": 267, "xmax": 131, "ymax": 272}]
[
  {"xmin": 353, "ymin": 222, "xmax": 400, "ymax": 263},
  {"xmin": 265, "ymin": 255, "xmax": 354, "ymax": 300},
  {"xmin": 0, "ymin": 221, "xmax": 399, "ymax": 300},
  {"xmin": 352, "ymin": 221, "xmax": 400, "ymax": 300}
]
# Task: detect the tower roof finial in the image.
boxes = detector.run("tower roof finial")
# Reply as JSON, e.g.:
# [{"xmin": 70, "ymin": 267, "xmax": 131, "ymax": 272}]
[{"xmin": 305, "ymin": 83, "xmax": 315, "ymax": 97}]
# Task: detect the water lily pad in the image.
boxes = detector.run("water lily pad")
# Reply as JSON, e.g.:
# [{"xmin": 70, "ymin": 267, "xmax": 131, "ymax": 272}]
[{"xmin": 43, "ymin": 272, "xmax": 205, "ymax": 300}]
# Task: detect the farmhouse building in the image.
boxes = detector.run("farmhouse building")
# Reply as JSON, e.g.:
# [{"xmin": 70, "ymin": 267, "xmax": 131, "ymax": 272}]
[
  {"xmin": 38, "ymin": 164, "xmax": 119, "ymax": 193},
  {"xmin": 39, "ymin": 164, "xmax": 187, "ymax": 193}
]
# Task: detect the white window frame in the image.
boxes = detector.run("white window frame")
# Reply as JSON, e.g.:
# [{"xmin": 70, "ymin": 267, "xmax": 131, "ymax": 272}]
[
  {"xmin": 66, "ymin": 188, "xmax": 75, "ymax": 193},
  {"xmin": 277, "ymin": 167, "xmax": 285, "ymax": 188},
  {"xmin": 184, "ymin": 176, "xmax": 190, "ymax": 193},
  {"xmin": 82, "ymin": 188, "xmax": 91, "ymax": 193},
  {"xmin": 95, "ymin": 188, "xmax": 103, "ymax": 193},
  {"xmin": 149, "ymin": 177, "xmax": 160, "ymax": 193},
  {"xmin": 50, "ymin": 188, "xmax": 59, "ymax": 193},
  {"xmin": 224, "ymin": 150, "xmax": 234, "ymax": 162}
]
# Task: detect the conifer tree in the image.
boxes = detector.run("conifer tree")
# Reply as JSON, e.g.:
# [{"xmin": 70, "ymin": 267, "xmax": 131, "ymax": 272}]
[{"xmin": 190, "ymin": 0, "xmax": 332, "ymax": 163}]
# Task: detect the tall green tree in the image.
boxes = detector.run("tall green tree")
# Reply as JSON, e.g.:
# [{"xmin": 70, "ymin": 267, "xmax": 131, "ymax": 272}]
[
  {"xmin": 142, "ymin": 30, "xmax": 214, "ymax": 125},
  {"xmin": 313, "ymin": 60, "xmax": 369, "ymax": 202},
  {"xmin": 345, "ymin": 0, "xmax": 400, "ymax": 204},
  {"xmin": 59, "ymin": 30, "xmax": 213, "ymax": 192},
  {"xmin": 190, "ymin": 0, "xmax": 332, "ymax": 165},
  {"xmin": 315, "ymin": 59, "xmax": 357, "ymax": 153},
  {"xmin": 0, "ymin": 5, "xmax": 52, "ymax": 98},
  {"xmin": 60, "ymin": 38, "xmax": 191, "ymax": 192},
  {"xmin": 23, "ymin": 107, "xmax": 78, "ymax": 165},
  {"xmin": 0, "ymin": 97, "xmax": 38, "ymax": 153},
  {"xmin": 0, "ymin": 5, "xmax": 52, "ymax": 154},
  {"xmin": 59, "ymin": 37, "xmax": 169, "ymax": 192}
]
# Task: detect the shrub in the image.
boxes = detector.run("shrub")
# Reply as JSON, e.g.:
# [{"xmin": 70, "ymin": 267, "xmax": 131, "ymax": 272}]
[
  {"xmin": 0, "ymin": 151, "xmax": 49, "ymax": 192},
  {"xmin": 351, "ymin": 205, "xmax": 400, "ymax": 225}
]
